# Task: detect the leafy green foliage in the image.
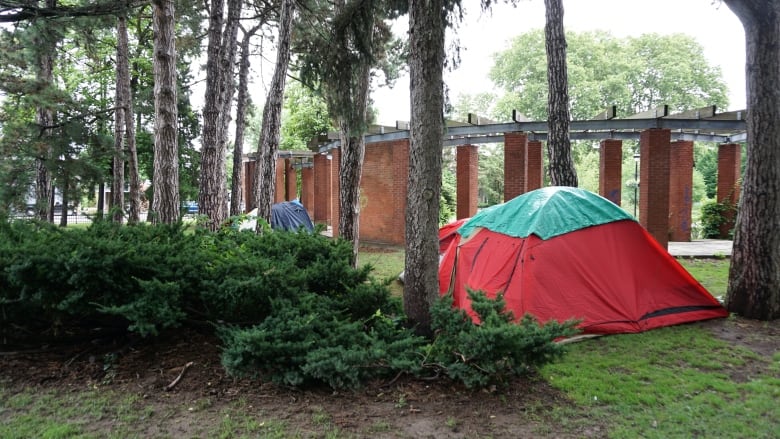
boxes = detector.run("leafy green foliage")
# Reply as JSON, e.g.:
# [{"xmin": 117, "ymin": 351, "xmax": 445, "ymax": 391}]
[
  {"xmin": 700, "ymin": 199, "xmax": 736, "ymax": 239},
  {"xmin": 280, "ymin": 81, "xmax": 332, "ymax": 151},
  {"xmin": 485, "ymin": 30, "xmax": 729, "ymax": 121},
  {"xmin": 426, "ymin": 291, "xmax": 580, "ymax": 388},
  {"xmin": 440, "ymin": 168, "xmax": 456, "ymax": 224}
]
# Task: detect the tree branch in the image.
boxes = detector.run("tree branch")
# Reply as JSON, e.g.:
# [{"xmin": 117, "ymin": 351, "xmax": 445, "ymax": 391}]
[{"xmin": 0, "ymin": 0, "xmax": 146, "ymax": 23}]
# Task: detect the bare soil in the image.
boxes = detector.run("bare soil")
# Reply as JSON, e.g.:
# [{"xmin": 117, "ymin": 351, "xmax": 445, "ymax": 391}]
[{"xmin": 1, "ymin": 316, "xmax": 777, "ymax": 438}]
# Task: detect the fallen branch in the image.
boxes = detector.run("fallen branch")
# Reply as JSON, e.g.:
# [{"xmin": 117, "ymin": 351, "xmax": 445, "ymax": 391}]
[{"xmin": 165, "ymin": 361, "xmax": 194, "ymax": 391}]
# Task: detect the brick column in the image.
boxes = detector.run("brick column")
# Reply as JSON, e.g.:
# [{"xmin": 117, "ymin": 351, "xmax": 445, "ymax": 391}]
[
  {"xmin": 313, "ymin": 153, "xmax": 332, "ymax": 225},
  {"xmin": 599, "ymin": 139, "xmax": 623, "ymax": 205},
  {"xmin": 356, "ymin": 140, "xmax": 409, "ymax": 246},
  {"xmin": 456, "ymin": 144, "xmax": 479, "ymax": 219},
  {"xmin": 504, "ymin": 132, "xmax": 527, "ymax": 201},
  {"xmin": 285, "ymin": 159, "xmax": 297, "ymax": 201},
  {"xmin": 669, "ymin": 140, "xmax": 694, "ymax": 242},
  {"xmin": 526, "ymin": 139, "xmax": 544, "ymax": 192},
  {"xmin": 243, "ymin": 160, "xmax": 256, "ymax": 212},
  {"xmin": 301, "ymin": 165, "xmax": 314, "ymax": 217},
  {"xmin": 717, "ymin": 143, "xmax": 742, "ymax": 238},
  {"xmin": 391, "ymin": 140, "xmax": 410, "ymax": 245},
  {"xmin": 274, "ymin": 157, "xmax": 286, "ymax": 203},
  {"xmin": 639, "ymin": 128, "xmax": 671, "ymax": 249},
  {"xmin": 330, "ymin": 148, "xmax": 341, "ymax": 237}
]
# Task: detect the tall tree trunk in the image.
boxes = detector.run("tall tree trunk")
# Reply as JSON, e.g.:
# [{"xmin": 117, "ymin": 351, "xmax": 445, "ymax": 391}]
[
  {"xmin": 337, "ymin": 34, "xmax": 372, "ymax": 267},
  {"xmin": 255, "ymin": 0, "xmax": 295, "ymax": 228},
  {"xmin": 405, "ymin": 0, "xmax": 445, "ymax": 336},
  {"xmin": 338, "ymin": 127, "xmax": 367, "ymax": 266},
  {"xmin": 199, "ymin": 0, "xmax": 227, "ymax": 230},
  {"xmin": 723, "ymin": 0, "xmax": 780, "ymax": 320},
  {"xmin": 97, "ymin": 182, "xmax": 105, "ymax": 219},
  {"xmin": 34, "ymin": 0, "xmax": 57, "ymax": 223},
  {"xmin": 150, "ymin": 0, "xmax": 179, "ymax": 224},
  {"xmin": 59, "ymin": 173, "xmax": 69, "ymax": 227},
  {"xmin": 117, "ymin": 15, "xmax": 141, "ymax": 225},
  {"xmin": 230, "ymin": 25, "xmax": 259, "ymax": 216},
  {"xmin": 543, "ymin": 0, "xmax": 577, "ymax": 187},
  {"xmin": 217, "ymin": 0, "xmax": 240, "ymax": 218},
  {"xmin": 112, "ymin": 15, "xmax": 127, "ymax": 223}
]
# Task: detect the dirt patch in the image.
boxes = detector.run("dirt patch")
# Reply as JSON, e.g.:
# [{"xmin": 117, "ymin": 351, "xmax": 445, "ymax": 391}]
[
  {"xmin": 0, "ymin": 328, "xmax": 592, "ymax": 438},
  {"xmin": 700, "ymin": 316, "xmax": 780, "ymax": 358}
]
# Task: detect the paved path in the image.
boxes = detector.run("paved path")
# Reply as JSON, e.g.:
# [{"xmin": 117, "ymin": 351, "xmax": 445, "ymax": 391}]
[{"xmin": 667, "ymin": 239, "xmax": 732, "ymax": 258}]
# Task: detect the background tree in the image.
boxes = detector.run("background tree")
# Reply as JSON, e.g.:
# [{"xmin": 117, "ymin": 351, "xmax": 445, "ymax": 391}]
[
  {"xmin": 488, "ymin": 30, "xmax": 729, "ymax": 121},
  {"xmin": 543, "ymin": 0, "xmax": 577, "ymax": 186},
  {"xmin": 199, "ymin": 0, "xmax": 241, "ymax": 230},
  {"xmin": 255, "ymin": 0, "xmax": 295, "ymax": 227},
  {"xmin": 229, "ymin": 24, "xmax": 262, "ymax": 217},
  {"xmin": 34, "ymin": 0, "xmax": 59, "ymax": 221},
  {"xmin": 722, "ymin": 0, "xmax": 780, "ymax": 320},
  {"xmin": 150, "ymin": 0, "xmax": 179, "ymax": 224},
  {"xmin": 279, "ymin": 81, "xmax": 331, "ymax": 152},
  {"xmin": 118, "ymin": 13, "xmax": 142, "ymax": 224},
  {"xmin": 296, "ymin": 0, "xmax": 403, "ymax": 264}
]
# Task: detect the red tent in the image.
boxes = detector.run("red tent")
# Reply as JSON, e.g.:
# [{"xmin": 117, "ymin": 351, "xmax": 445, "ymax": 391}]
[{"xmin": 439, "ymin": 187, "xmax": 727, "ymax": 334}]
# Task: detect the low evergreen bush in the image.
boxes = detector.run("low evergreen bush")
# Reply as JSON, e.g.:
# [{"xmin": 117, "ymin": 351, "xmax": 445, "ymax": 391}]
[
  {"xmin": 2, "ymin": 219, "xmax": 578, "ymax": 390},
  {"xmin": 426, "ymin": 291, "xmax": 580, "ymax": 388}
]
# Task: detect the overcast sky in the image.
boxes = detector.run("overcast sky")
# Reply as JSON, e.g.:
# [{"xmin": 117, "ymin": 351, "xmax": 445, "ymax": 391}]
[{"xmin": 370, "ymin": 0, "xmax": 746, "ymax": 126}]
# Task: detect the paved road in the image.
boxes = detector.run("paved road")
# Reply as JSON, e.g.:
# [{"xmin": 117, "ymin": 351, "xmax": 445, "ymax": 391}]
[{"xmin": 668, "ymin": 239, "xmax": 732, "ymax": 258}]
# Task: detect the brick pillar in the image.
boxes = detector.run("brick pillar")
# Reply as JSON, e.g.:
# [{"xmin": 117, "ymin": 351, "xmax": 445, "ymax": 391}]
[
  {"xmin": 274, "ymin": 158, "xmax": 285, "ymax": 203},
  {"xmin": 504, "ymin": 132, "xmax": 528, "ymax": 201},
  {"xmin": 717, "ymin": 143, "xmax": 742, "ymax": 238},
  {"xmin": 669, "ymin": 140, "xmax": 694, "ymax": 242},
  {"xmin": 599, "ymin": 139, "xmax": 623, "ymax": 205},
  {"xmin": 456, "ymin": 144, "xmax": 479, "ymax": 219},
  {"xmin": 526, "ymin": 139, "xmax": 544, "ymax": 192},
  {"xmin": 313, "ymin": 153, "xmax": 332, "ymax": 225},
  {"xmin": 301, "ymin": 165, "xmax": 314, "ymax": 217},
  {"xmin": 639, "ymin": 129, "xmax": 672, "ymax": 249},
  {"xmin": 330, "ymin": 148, "xmax": 341, "ymax": 237},
  {"xmin": 285, "ymin": 159, "xmax": 297, "ymax": 201},
  {"xmin": 391, "ymin": 140, "xmax": 410, "ymax": 245},
  {"xmin": 243, "ymin": 160, "xmax": 256, "ymax": 212}
]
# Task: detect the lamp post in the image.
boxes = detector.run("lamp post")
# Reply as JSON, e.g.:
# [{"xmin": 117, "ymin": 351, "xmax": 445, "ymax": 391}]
[{"xmin": 633, "ymin": 153, "xmax": 640, "ymax": 218}]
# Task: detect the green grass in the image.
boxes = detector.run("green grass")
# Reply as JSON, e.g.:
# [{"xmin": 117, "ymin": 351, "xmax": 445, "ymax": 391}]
[
  {"xmin": 359, "ymin": 246, "xmax": 405, "ymax": 296},
  {"xmin": 0, "ymin": 387, "xmax": 137, "ymax": 438},
  {"xmin": 541, "ymin": 325, "xmax": 779, "ymax": 438},
  {"xmin": 677, "ymin": 258, "xmax": 730, "ymax": 298}
]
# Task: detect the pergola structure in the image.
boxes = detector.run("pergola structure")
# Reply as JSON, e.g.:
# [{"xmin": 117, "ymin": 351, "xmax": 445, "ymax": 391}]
[{"xmin": 243, "ymin": 105, "xmax": 746, "ymax": 249}]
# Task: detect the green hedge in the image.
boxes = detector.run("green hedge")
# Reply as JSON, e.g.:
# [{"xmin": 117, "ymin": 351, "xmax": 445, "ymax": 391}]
[{"xmin": 1, "ymin": 219, "xmax": 577, "ymax": 390}]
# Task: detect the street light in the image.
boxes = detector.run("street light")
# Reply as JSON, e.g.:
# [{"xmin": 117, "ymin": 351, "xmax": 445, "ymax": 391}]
[{"xmin": 633, "ymin": 153, "xmax": 640, "ymax": 218}]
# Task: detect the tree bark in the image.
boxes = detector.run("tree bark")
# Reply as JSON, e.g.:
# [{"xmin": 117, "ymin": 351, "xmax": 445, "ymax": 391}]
[
  {"xmin": 405, "ymin": 0, "xmax": 445, "ymax": 336},
  {"xmin": 116, "ymin": 15, "xmax": 141, "ymax": 225},
  {"xmin": 34, "ymin": 0, "xmax": 56, "ymax": 223},
  {"xmin": 218, "ymin": 0, "xmax": 240, "ymax": 191},
  {"xmin": 112, "ymin": 16, "xmax": 128, "ymax": 223},
  {"xmin": 150, "ymin": 0, "xmax": 179, "ymax": 224},
  {"xmin": 255, "ymin": 0, "xmax": 295, "ymax": 228},
  {"xmin": 230, "ymin": 25, "xmax": 260, "ymax": 217},
  {"xmin": 543, "ymin": 0, "xmax": 578, "ymax": 187},
  {"xmin": 336, "ymin": 11, "xmax": 373, "ymax": 266},
  {"xmin": 199, "ymin": 0, "xmax": 227, "ymax": 230},
  {"xmin": 723, "ymin": 0, "xmax": 780, "ymax": 320}
]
